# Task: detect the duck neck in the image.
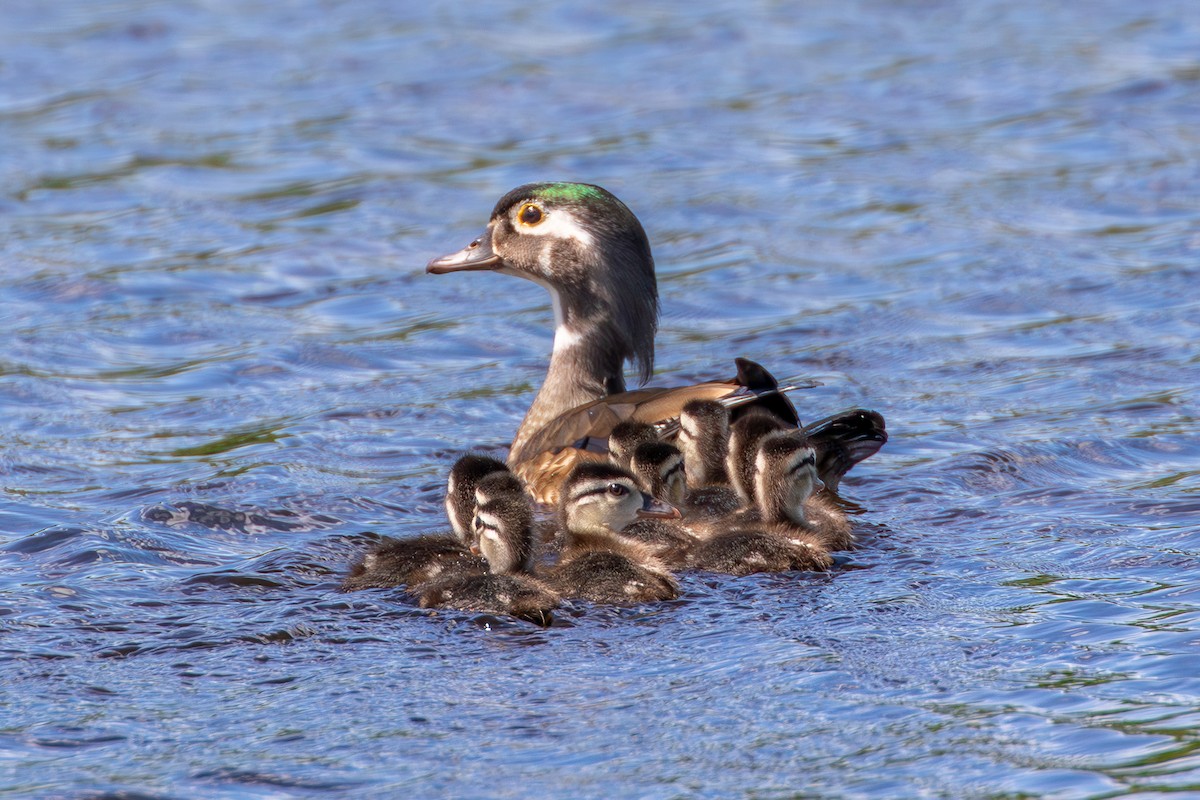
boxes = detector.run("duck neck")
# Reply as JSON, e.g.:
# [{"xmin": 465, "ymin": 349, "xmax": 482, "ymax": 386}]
[{"xmin": 509, "ymin": 284, "xmax": 634, "ymax": 464}]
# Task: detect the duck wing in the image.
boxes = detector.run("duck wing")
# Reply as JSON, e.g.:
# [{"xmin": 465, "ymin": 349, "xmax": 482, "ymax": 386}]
[{"xmin": 512, "ymin": 359, "xmax": 809, "ymax": 504}]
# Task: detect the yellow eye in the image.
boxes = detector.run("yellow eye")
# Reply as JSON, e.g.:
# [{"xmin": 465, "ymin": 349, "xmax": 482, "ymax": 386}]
[{"xmin": 518, "ymin": 203, "xmax": 544, "ymax": 226}]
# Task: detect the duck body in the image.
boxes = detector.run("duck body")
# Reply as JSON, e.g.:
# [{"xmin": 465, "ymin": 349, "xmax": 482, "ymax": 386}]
[
  {"xmin": 417, "ymin": 572, "xmax": 558, "ymax": 626},
  {"xmin": 546, "ymin": 543, "xmax": 678, "ymax": 604},
  {"xmin": 616, "ymin": 519, "xmax": 697, "ymax": 569},
  {"xmin": 800, "ymin": 494, "xmax": 854, "ymax": 551},
  {"xmin": 685, "ymin": 525, "xmax": 832, "ymax": 576}
]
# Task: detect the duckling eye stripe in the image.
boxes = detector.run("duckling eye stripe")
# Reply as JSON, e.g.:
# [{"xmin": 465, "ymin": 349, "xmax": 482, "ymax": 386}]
[
  {"xmin": 475, "ymin": 511, "xmax": 503, "ymax": 532},
  {"xmin": 788, "ymin": 454, "xmax": 817, "ymax": 475},
  {"xmin": 568, "ymin": 482, "xmax": 630, "ymax": 503}
]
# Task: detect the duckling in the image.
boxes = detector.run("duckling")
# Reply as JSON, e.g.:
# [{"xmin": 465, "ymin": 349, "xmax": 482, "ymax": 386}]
[
  {"xmin": 686, "ymin": 432, "xmax": 834, "ymax": 576},
  {"xmin": 473, "ymin": 468, "xmax": 526, "ymax": 510},
  {"xmin": 427, "ymin": 182, "xmax": 885, "ymax": 503},
  {"xmin": 726, "ymin": 408, "xmax": 789, "ymax": 504},
  {"xmin": 443, "ymin": 453, "xmax": 510, "ymax": 541},
  {"xmin": 544, "ymin": 462, "xmax": 681, "ymax": 603},
  {"xmin": 416, "ymin": 485, "xmax": 559, "ymax": 626},
  {"xmin": 622, "ymin": 441, "xmax": 697, "ymax": 564},
  {"xmin": 339, "ymin": 455, "xmax": 510, "ymax": 591},
  {"xmin": 676, "ymin": 399, "xmax": 742, "ymax": 519},
  {"xmin": 753, "ymin": 431, "xmax": 854, "ymax": 551}
]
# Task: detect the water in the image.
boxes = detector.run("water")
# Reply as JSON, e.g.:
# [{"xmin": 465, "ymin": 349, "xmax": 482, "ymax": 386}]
[{"xmin": 3, "ymin": 1, "xmax": 1199, "ymax": 797}]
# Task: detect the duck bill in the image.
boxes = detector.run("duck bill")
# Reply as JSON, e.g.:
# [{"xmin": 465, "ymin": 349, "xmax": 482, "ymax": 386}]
[
  {"xmin": 426, "ymin": 228, "xmax": 502, "ymax": 274},
  {"xmin": 637, "ymin": 495, "xmax": 682, "ymax": 520}
]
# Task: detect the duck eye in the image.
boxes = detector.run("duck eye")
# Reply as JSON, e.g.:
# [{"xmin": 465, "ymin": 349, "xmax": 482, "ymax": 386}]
[
  {"xmin": 607, "ymin": 483, "xmax": 629, "ymax": 497},
  {"xmin": 518, "ymin": 203, "xmax": 544, "ymax": 226}
]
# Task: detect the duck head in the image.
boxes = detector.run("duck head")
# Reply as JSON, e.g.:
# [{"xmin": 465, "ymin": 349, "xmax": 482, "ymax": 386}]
[
  {"xmin": 427, "ymin": 182, "xmax": 659, "ymax": 391},
  {"xmin": 607, "ymin": 419, "xmax": 659, "ymax": 471}
]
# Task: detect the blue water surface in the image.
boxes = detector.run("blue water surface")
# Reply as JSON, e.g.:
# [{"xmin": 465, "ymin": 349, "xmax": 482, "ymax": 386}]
[{"xmin": 2, "ymin": 1, "xmax": 1199, "ymax": 798}]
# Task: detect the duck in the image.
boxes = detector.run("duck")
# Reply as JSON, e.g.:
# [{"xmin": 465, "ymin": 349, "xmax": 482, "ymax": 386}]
[
  {"xmin": 443, "ymin": 453, "xmax": 510, "ymax": 541},
  {"xmin": 726, "ymin": 407, "xmax": 789, "ymax": 504},
  {"xmin": 621, "ymin": 440, "xmax": 698, "ymax": 565},
  {"xmin": 751, "ymin": 430, "xmax": 854, "ymax": 551},
  {"xmin": 426, "ymin": 182, "xmax": 885, "ymax": 504},
  {"xmin": 339, "ymin": 454, "xmax": 510, "ymax": 591},
  {"xmin": 415, "ymin": 480, "xmax": 560, "ymax": 626},
  {"xmin": 685, "ymin": 431, "xmax": 834, "ymax": 576},
  {"xmin": 543, "ymin": 462, "xmax": 682, "ymax": 604},
  {"xmin": 675, "ymin": 399, "xmax": 742, "ymax": 519}
]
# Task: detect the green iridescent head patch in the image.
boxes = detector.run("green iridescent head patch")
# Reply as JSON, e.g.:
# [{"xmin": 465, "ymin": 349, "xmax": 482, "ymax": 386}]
[{"xmin": 533, "ymin": 183, "xmax": 609, "ymax": 204}]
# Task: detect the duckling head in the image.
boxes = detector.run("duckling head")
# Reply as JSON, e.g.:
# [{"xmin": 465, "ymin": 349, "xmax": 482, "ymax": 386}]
[
  {"xmin": 754, "ymin": 431, "xmax": 823, "ymax": 526},
  {"xmin": 727, "ymin": 408, "xmax": 789, "ymax": 503},
  {"xmin": 607, "ymin": 419, "xmax": 659, "ymax": 470},
  {"xmin": 445, "ymin": 454, "xmax": 510, "ymax": 543},
  {"xmin": 426, "ymin": 182, "xmax": 658, "ymax": 386},
  {"xmin": 474, "ymin": 470, "xmax": 525, "ymax": 509},
  {"xmin": 630, "ymin": 441, "xmax": 687, "ymax": 507},
  {"xmin": 472, "ymin": 492, "xmax": 536, "ymax": 575},
  {"xmin": 677, "ymin": 399, "xmax": 730, "ymax": 486},
  {"xmin": 559, "ymin": 462, "xmax": 679, "ymax": 539}
]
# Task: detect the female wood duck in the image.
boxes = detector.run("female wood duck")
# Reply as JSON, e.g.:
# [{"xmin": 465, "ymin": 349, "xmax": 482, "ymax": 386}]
[
  {"xmin": 339, "ymin": 455, "xmax": 510, "ymax": 591},
  {"xmin": 415, "ymin": 481, "xmax": 560, "ymax": 626},
  {"xmin": 427, "ymin": 182, "xmax": 886, "ymax": 503},
  {"xmin": 544, "ymin": 462, "xmax": 681, "ymax": 604}
]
